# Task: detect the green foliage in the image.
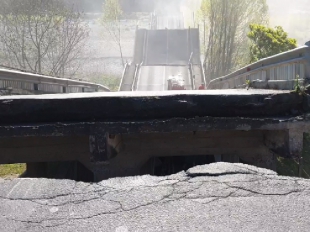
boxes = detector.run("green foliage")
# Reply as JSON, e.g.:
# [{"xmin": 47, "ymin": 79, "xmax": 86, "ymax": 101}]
[
  {"xmin": 197, "ymin": 0, "xmax": 269, "ymax": 79},
  {"xmin": 248, "ymin": 24, "xmax": 297, "ymax": 62},
  {"xmin": 294, "ymin": 75, "xmax": 301, "ymax": 93},
  {"xmin": 102, "ymin": 0, "xmax": 122, "ymax": 22},
  {"xmin": 292, "ymin": 74, "xmax": 307, "ymax": 95},
  {"xmin": 245, "ymin": 79, "xmax": 251, "ymax": 89},
  {"xmin": 277, "ymin": 133, "xmax": 310, "ymax": 178},
  {"xmin": 197, "ymin": 0, "xmax": 210, "ymax": 21}
]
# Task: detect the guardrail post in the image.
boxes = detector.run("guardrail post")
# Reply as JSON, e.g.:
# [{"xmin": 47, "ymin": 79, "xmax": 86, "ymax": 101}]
[
  {"xmin": 119, "ymin": 63, "xmax": 129, "ymax": 92},
  {"xmin": 34, "ymin": 83, "xmax": 39, "ymax": 91},
  {"xmin": 188, "ymin": 63, "xmax": 195, "ymax": 90},
  {"xmin": 131, "ymin": 63, "xmax": 141, "ymax": 91},
  {"xmin": 305, "ymin": 41, "xmax": 310, "ymax": 79},
  {"xmin": 187, "ymin": 27, "xmax": 191, "ymax": 61},
  {"xmin": 143, "ymin": 30, "xmax": 148, "ymax": 64}
]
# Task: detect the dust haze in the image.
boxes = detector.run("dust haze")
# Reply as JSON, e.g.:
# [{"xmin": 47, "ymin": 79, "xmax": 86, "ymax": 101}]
[
  {"xmin": 152, "ymin": 0, "xmax": 202, "ymax": 27},
  {"xmin": 154, "ymin": 0, "xmax": 310, "ymax": 45},
  {"xmin": 267, "ymin": 0, "xmax": 309, "ymax": 45}
]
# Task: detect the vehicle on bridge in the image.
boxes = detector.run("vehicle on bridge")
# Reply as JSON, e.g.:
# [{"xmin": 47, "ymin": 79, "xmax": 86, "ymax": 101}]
[
  {"xmin": 198, "ymin": 84, "xmax": 206, "ymax": 90},
  {"xmin": 167, "ymin": 74, "xmax": 186, "ymax": 90}
]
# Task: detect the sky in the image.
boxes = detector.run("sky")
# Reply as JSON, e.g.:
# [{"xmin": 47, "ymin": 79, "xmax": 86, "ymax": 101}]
[
  {"xmin": 73, "ymin": 0, "xmax": 309, "ymax": 45},
  {"xmin": 267, "ymin": 0, "xmax": 310, "ymax": 45}
]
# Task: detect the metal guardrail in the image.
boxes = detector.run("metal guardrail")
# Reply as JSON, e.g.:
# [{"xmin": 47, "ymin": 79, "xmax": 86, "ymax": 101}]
[
  {"xmin": 188, "ymin": 64, "xmax": 195, "ymax": 90},
  {"xmin": 118, "ymin": 62, "xmax": 129, "ymax": 92},
  {"xmin": 0, "ymin": 68, "xmax": 110, "ymax": 94},
  {"xmin": 132, "ymin": 63, "xmax": 142, "ymax": 91},
  {"xmin": 200, "ymin": 61, "xmax": 206, "ymax": 86},
  {"xmin": 208, "ymin": 44, "xmax": 310, "ymax": 90}
]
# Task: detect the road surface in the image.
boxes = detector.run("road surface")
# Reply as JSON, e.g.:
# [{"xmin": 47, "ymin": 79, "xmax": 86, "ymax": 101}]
[
  {"xmin": 121, "ymin": 13, "xmax": 203, "ymax": 92},
  {"xmin": 136, "ymin": 66, "xmax": 192, "ymax": 91},
  {"xmin": 1, "ymin": 163, "xmax": 310, "ymax": 231}
]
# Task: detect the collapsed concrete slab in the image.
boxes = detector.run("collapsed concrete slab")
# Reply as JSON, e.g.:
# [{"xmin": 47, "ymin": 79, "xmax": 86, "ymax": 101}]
[
  {"xmin": 0, "ymin": 89, "xmax": 310, "ymax": 180},
  {"xmin": 0, "ymin": 89, "xmax": 305, "ymax": 124},
  {"xmin": 1, "ymin": 163, "xmax": 310, "ymax": 231}
]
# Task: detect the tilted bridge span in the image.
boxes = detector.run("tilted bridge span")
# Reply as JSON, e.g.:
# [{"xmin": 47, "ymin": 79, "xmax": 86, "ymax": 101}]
[{"xmin": 0, "ymin": 12, "xmax": 310, "ymax": 180}]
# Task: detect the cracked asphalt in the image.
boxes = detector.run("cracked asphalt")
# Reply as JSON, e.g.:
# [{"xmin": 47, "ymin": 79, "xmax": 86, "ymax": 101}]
[{"xmin": 1, "ymin": 162, "xmax": 310, "ymax": 231}]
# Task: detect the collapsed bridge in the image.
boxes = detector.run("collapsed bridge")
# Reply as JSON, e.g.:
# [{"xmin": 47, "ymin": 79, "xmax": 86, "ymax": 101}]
[
  {"xmin": 1, "ymin": 13, "xmax": 310, "ymax": 181},
  {"xmin": 0, "ymin": 89, "xmax": 309, "ymax": 181},
  {"xmin": 120, "ymin": 15, "xmax": 205, "ymax": 92}
]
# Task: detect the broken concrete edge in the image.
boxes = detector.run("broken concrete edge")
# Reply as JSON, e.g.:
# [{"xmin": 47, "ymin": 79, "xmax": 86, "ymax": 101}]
[
  {"xmin": 186, "ymin": 162, "xmax": 277, "ymax": 177},
  {"xmin": 0, "ymin": 89, "xmax": 293, "ymax": 99},
  {"xmin": 0, "ymin": 162, "xmax": 279, "ymax": 184},
  {"xmin": 1, "ymin": 162, "xmax": 310, "ymax": 231},
  {"xmin": 0, "ymin": 115, "xmax": 309, "ymax": 138},
  {"xmin": 0, "ymin": 89, "xmax": 307, "ymax": 125}
]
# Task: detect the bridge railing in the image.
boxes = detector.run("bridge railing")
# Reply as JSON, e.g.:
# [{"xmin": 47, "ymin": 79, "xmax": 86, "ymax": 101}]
[
  {"xmin": 208, "ymin": 44, "xmax": 310, "ymax": 90},
  {"xmin": 0, "ymin": 68, "xmax": 110, "ymax": 94},
  {"xmin": 118, "ymin": 62, "xmax": 129, "ymax": 91}
]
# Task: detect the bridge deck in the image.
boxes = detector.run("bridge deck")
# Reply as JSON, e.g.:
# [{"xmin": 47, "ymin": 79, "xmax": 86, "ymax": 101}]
[{"xmin": 0, "ymin": 89, "xmax": 304, "ymax": 125}]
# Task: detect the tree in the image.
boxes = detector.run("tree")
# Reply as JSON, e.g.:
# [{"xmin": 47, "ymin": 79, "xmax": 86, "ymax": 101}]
[
  {"xmin": 248, "ymin": 24, "xmax": 297, "ymax": 62},
  {"xmin": 198, "ymin": 0, "xmax": 269, "ymax": 80},
  {"xmin": 100, "ymin": 0, "xmax": 125, "ymax": 67},
  {"xmin": 197, "ymin": 0, "xmax": 209, "ymax": 51},
  {"xmin": 0, "ymin": 0, "xmax": 89, "ymax": 78}
]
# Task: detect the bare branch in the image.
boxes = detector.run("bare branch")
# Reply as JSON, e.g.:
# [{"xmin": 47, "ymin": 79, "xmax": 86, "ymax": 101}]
[{"xmin": 0, "ymin": 0, "xmax": 89, "ymax": 78}]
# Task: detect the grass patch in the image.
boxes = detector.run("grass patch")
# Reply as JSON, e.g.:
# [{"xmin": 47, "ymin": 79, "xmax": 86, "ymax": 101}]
[
  {"xmin": 277, "ymin": 157, "xmax": 299, "ymax": 177},
  {"xmin": 0, "ymin": 164, "xmax": 26, "ymax": 177},
  {"xmin": 88, "ymin": 74, "xmax": 121, "ymax": 91}
]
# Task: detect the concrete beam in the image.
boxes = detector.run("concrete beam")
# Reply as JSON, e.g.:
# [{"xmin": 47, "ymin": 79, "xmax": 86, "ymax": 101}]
[{"xmin": 0, "ymin": 136, "xmax": 89, "ymax": 164}]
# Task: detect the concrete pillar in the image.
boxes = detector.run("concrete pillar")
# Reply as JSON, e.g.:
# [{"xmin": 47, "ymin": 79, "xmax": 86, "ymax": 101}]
[
  {"xmin": 34, "ymin": 83, "xmax": 39, "ymax": 91},
  {"xmin": 289, "ymin": 128, "xmax": 304, "ymax": 158},
  {"xmin": 89, "ymin": 134, "xmax": 108, "ymax": 163}
]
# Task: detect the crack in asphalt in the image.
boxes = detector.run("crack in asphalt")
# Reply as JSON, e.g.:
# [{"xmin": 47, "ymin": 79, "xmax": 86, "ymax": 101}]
[
  {"xmin": 1, "ymin": 175, "xmax": 308, "ymax": 206},
  {"xmin": 2, "ymin": 167, "xmax": 310, "ymax": 230},
  {"xmin": 223, "ymin": 182, "xmax": 304, "ymax": 197}
]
